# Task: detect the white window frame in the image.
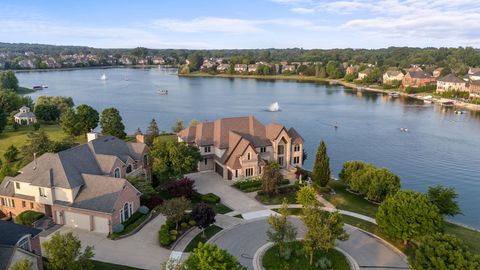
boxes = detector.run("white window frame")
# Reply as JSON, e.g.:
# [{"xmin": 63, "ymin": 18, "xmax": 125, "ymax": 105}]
[
  {"xmin": 204, "ymin": 146, "xmax": 211, "ymax": 153},
  {"xmin": 17, "ymin": 235, "xmax": 31, "ymax": 251},
  {"xmin": 245, "ymin": 168, "xmax": 254, "ymax": 177},
  {"xmin": 260, "ymin": 147, "xmax": 266, "ymax": 153},
  {"xmin": 39, "ymin": 187, "xmax": 47, "ymax": 198}
]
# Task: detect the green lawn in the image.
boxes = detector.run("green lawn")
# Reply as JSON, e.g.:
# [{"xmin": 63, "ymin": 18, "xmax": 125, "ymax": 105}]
[
  {"xmin": 93, "ymin": 260, "xmax": 144, "ymax": 270},
  {"xmin": 190, "ymin": 192, "xmax": 233, "ymax": 214},
  {"xmin": 444, "ymin": 221, "xmax": 480, "ymax": 254},
  {"xmin": 184, "ymin": 224, "xmax": 222, "ymax": 252},
  {"xmin": 324, "ymin": 180, "xmax": 379, "ymax": 217},
  {"xmin": 0, "ymin": 124, "xmax": 84, "ymax": 157},
  {"xmin": 256, "ymin": 191, "xmax": 297, "ymax": 205},
  {"xmin": 262, "ymin": 241, "xmax": 349, "ymax": 270}
]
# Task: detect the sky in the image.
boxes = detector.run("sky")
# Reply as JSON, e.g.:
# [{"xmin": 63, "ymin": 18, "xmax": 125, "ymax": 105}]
[{"xmin": 1, "ymin": 0, "xmax": 479, "ymax": 49}]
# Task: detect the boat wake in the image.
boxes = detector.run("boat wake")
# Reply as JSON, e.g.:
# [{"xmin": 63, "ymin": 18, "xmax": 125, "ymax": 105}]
[{"xmin": 267, "ymin": 102, "xmax": 280, "ymax": 112}]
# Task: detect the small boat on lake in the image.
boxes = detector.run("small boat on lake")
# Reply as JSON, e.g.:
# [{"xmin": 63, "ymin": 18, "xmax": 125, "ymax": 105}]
[
  {"xmin": 41, "ymin": 84, "xmax": 48, "ymax": 88},
  {"xmin": 32, "ymin": 85, "xmax": 43, "ymax": 90},
  {"xmin": 441, "ymin": 101, "xmax": 455, "ymax": 107},
  {"xmin": 268, "ymin": 102, "xmax": 280, "ymax": 112},
  {"xmin": 455, "ymin": 110, "xmax": 466, "ymax": 115},
  {"xmin": 100, "ymin": 74, "xmax": 107, "ymax": 80},
  {"xmin": 400, "ymin": 127, "xmax": 409, "ymax": 132},
  {"xmin": 389, "ymin": 92, "xmax": 400, "ymax": 98},
  {"xmin": 157, "ymin": 89, "xmax": 168, "ymax": 95}
]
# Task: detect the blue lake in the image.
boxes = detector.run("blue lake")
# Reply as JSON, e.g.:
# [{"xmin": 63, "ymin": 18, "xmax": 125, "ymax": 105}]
[{"xmin": 16, "ymin": 67, "xmax": 480, "ymax": 228}]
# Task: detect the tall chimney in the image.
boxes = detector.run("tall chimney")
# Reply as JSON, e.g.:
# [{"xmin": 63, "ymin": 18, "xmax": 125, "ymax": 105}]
[{"xmin": 87, "ymin": 132, "xmax": 99, "ymax": 142}]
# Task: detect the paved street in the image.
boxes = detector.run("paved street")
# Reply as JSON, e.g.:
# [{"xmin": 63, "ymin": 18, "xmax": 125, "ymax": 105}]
[
  {"xmin": 211, "ymin": 218, "xmax": 409, "ymax": 270},
  {"xmin": 41, "ymin": 214, "xmax": 171, "ymax": 270},
  {"xmin": 186, "ymin": 172, "xmax": 266, "ymax": 213}
]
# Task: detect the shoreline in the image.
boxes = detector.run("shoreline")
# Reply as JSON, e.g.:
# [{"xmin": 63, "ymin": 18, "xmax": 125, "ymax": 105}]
[
  {"xmin": 12, "ymin": 64, "xmax": 178, "ymax": 73},
  {"xmin": 180, "ymin": 72, "xmax": 480, "ymax": 111}
]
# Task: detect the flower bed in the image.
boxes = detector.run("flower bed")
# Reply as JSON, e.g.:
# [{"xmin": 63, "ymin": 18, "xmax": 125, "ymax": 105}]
[{"xmin": 159, "ymin": 216, "xmax": 197, "ymax": 247}]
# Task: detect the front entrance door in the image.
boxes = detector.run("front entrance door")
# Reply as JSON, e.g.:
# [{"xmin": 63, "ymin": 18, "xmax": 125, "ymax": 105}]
[
  {"xmin": 277, "ymin": 156, "xmax": 284, "ymax": 167},
  {"xmin": 44, "ymin": 205, "xmax": 53, "ymax": 217}
]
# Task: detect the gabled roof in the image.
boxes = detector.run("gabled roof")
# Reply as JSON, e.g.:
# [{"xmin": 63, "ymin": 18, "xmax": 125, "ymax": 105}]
[
  {"xmin": 408, "ymin": 71, "xmax": 433, "ymax": 78},
  {"xmin": 0, "ymin": 221, "xmax": 41, "ymax": 246},
  {"xmin": 438, "ymin": 74, "xmax": 465, "ymax": 83},
  {"xmin": 288, "ymin": 127, "xmax": 304, "ymax": 144}
]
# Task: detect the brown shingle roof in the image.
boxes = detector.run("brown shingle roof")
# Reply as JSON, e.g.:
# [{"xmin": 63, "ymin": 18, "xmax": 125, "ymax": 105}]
[
  {"xmin": 408, "ymin": 71, "xmax": 433, "ymax": 79},
  {"xmin": 437, "ymin": 74, "xmax": 465, "ymax": 83}
]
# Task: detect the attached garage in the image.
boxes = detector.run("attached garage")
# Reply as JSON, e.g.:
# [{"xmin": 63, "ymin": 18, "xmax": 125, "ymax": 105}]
[
  {"xmin": 93, "ymin": 216, "xmax": 110, "ymax": 234},
  {"xmin": 64, "ymin": 211, "xmax": 91, "ymax": 231},
  {"xmin": 215, "ymin": 162, "xmax": 224, "ymax": 178}
]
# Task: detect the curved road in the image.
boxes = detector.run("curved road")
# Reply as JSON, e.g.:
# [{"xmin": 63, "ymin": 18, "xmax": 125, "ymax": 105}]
[{"xmin": 211, "ymin": 218, "xmax": 409, "ymax": 270}]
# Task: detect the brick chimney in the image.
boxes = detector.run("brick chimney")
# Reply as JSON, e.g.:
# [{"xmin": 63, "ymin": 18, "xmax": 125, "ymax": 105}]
[{"xmin": 136, "ymin": 134, "xmax": 145, "ymax": 144}]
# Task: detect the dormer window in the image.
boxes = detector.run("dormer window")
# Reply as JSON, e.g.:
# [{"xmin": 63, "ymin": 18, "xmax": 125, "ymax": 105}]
[
  {"xmin": 204, "ymin": 146, "xmax": 211, "ymax": 153},
  {"xmin": 114, "ymin": 168, "xmax": 121, "ymax": 178}
]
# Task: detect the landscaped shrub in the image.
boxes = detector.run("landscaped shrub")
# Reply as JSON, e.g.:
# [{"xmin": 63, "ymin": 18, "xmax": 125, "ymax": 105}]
[
  {"xmin": 170, "ymin": 230, "xmax": 178, "ymax": 236},
  {"xmin": 234, "ymin": 178, "xmax": 290, "ymax": 192},
  {"xmin": 123, "ymin": 212, "xmax": 144, "ymax": 227},
  {"xmin": 167, "ymin": 177, "xmax": 196, "ymax": 198},
  {"xmin": 159, "ymin": 225, "xmax": 173, "ymax": 246},
  {"xmin": 189, "ymin": 220, "xmax": 196, "ymax": 226},
  {"xmin": 138, "ymin": 206, "xmax": 149, "ymax": 214},
  {"xmin": 112, "ymin": 224, "xmax": 124, "ymax": 233},
  {"xmin": 181, "ymin": 222, "xmax": 188, "ymax": 229},
  {"xmin": 146, "ymin": 194, "xmax": 163, "ymax": 210},
  {"xmin": 15, "ymin": 210, "xmax": 44, "ymax": 226},
  {"xmin": 200, "ymin": 193, "xmax": 221, "ymax": 204}
]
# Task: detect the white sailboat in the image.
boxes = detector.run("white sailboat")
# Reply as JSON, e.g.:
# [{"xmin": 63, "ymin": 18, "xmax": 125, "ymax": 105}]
[{"xmin": 100, "ymin": 73, "xmax": 107, "ymax": 80}]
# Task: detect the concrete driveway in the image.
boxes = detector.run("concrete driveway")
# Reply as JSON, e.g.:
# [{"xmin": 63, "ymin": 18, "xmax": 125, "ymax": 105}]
[
  {"xmin": 186, "ymin": 172, "xmax": 266, "ymax": 213},
  {"xmin": 211, "ymin": 218, "xmax": 409, "ymax": 270},
  {"xmin": 41, "ymin": 214, "xmax": 170, "ymax": 270}
]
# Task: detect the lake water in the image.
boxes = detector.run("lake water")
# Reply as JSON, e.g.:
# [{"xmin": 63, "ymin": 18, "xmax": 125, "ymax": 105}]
[{"xmin": 16, "ymin": 67, "xmax": 480, "ymax": 228}]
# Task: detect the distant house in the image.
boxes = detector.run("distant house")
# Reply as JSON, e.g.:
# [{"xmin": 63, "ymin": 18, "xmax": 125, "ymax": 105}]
[
  {"xmin": 468, "ymin": 67, "xmax": 480, "ymax": 75},
  {"xmin": 402, "ymin": 71, "xmax": 436, "ymax": 88},
  {"xmin": 383, "ymin": 70, "xmax": 404, "ymax": 84},
  {"xmin": 0, "ymin": 221, "xmax": 43, "ymax": 270},
  {"xmin": 433, "ymin": 67, "xmax": 444, "ymax": 78},
  {"xmin": 357, "ymin": 68, "xmax": 372, "ymax": 80},
  {"xmin": 468, "ymin": 71, "xmax": 480, "ymax": 81},
  {"xmin": 248, "ymin": 64, "xmax": 258, "ymax": 73},
  {"xmin": 216, "ymin": 64, "xmax": 230, "ymax": 73},
  {"xmin": 14, "ymin": 106, "xmax": 36, "ymax": 125},
  {"xmin": 468, "ymin": 81, "xmax": 480, "ymax": 97},
  {"xmin": 345, "ymin": 65, "xmax": 358, "ymax": 75},
  {"xmin": 234, "ymin": 64, "xmax": 248, "ymax": 73},
  {"xmin": 436, "ymin": 74, "xmax": 467, "ymax": 93},
  {"xmin": 282, "ymin": 64, "xmax": 296, "ymax": 73}
]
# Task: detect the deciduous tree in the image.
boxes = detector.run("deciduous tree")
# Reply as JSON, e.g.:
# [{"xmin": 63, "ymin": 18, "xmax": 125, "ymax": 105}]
[
  {"xmin": 296, "ymin": 185, "xmax": 317, "ymax": 207},
  {"xmin": 34, "ymin": 104, "xmax": 60, "ymax": 122},
  {"xmin": 311, "ymin": 140, "xmax": 331, "ymax": 187},
  {"xmin": 190, "ymin": 203, "xmax": 216, "ymax": 237},
  {"xmin": 409, "ymin": 233, "xmax": 480, "ymax": 270},
  {"xmin": 427, "ymin": 185, "xmax": 462, "ymax": 217},
  {"xmin": 0, "ymin": 71, "xmax": 19, "ymax": 90},
  {"xmin": 261, "ymin": 161, "xmax": 282, "ymax": 195},
  {"xmin": 76, "ymin": 104, "xmax": 99, "ymax": 134},
  {"xmin": 338, "ymin": 160, "xmax": 369, "ymax": 185},
  {"xmin": 127, "ymin": 176, "xmax": 155, "ymax": 202},
  {"xmin": 100, "ymin": 107, "xmax": 126, "ymax": 139},
  {"xmin": 8, "ymin": 258, "xmax": 32, "ymax": 270},
  {"xmin": 4, "ymin": 145, "xmax": 18, "ymax": 162},
  {"xmin": 60, "ymin": 108, "xmax": 81, "ymax": 136},
  {"xmin": 151, "ymin": 139, "xmax": 201, "ymax": 180},
  {"xmin": 159, "ymin": 197, "xmax": 190, "ymax": 230},
  {"xmin": 184, "ymin": 243, "xmax": 245, "ymax": 270},
  {"xmin": 42, "ymin": 232, "xmax": 94, "ymax": 270},
  {"xmin": 376, "ymin": 190, "xmax": 443, "ymax": 244},
  {"xmin": 167, "ymin": 177, "xmax": 196, "ymax": 198},
  {"xmin": 266, "ymin": 199, "xmax": 297, "ymax": 254}
]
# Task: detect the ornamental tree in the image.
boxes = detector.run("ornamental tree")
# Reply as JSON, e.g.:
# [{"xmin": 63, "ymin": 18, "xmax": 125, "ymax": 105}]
[
  {"xmin": 190, "ymin": 203, "xmax": 216, "ymax": 237},
  {"xmin": 167, "ymin": 177, "xmax": 196, "ymax": 198},
  {"xmin": 409, "ymin": 233, "xmax": 480, "ymax": 270},
  {"xmin": 311, "ymin": 140, "xmax": 331, "ymax": 187},
  {"xmin": 376, "ymin": 190, "xmax": 443, "ymax": 244},
  {"xmin": 266, "ymin": 199, "xmax": 297, "ymax": 255},
  {"xmin": 427, "ymin": 185, "xmax": 462, "ymax": 217},
  {"xmin": 184, "ymin": 243, "xmax": 245, "ymax": 270},
  {"xmin": 302, "ymin": 208, "xmax": 348, "ymax": 265},
  {"xmin": 261, "ymin": 161, "xmax": 282, "ymax": 195},
  {"xmin": 100, "ymin": 107, "xmax": 126, "ymax": 139},
  {"xmin": 159, "ymin": 197, "xmax": 190, "ymax": 230},
  {"xmin": 296, "ymin": 185, "xmax": 318, "ymax": 207},
  {"xmin": 42, "ymin": 232, "xmax": 94, "ymax": 270}
]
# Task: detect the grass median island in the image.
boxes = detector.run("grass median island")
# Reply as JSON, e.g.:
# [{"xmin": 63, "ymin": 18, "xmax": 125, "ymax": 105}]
[
  {"xmin": 324, "ymin": 180, "xmax": 379, "ymax": 217},
  {"xmin": 262, "ymin": 241, "xmax": 349, "ymax": 270},
  {"xmin": 184, "ymin": 224, "xmax": 222, "ymax": 252}
]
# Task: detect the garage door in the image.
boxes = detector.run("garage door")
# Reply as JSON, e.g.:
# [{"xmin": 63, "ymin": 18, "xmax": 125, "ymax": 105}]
[
  {"xmin": 93, "ymin": 216, "xmax": 110, "ymax": 234},
  {"xmin": 64, "ymin": 211, "xmax": 91, "ymax": 231},
  {"xmin": 215, "ymin": 162, "xmax": 223, "ymax": 177}
]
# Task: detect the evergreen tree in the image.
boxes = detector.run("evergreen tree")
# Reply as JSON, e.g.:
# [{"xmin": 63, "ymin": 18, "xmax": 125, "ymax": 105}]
[
  {"xmin": 100, "ymin": 107, "xmax": 126, "ymax": 139},
  {"xmin": 145, "ymin": 118, "xmax": 160, "ymax": 145},
  {"xmin": 171, "ymin": 120, "xmax": 184, "ymax": 133},
  {"xmin": 0, "ymin": 108, "xmax": 6, "ymax": 133},
  {"xmin": 311, "ymin": 140, "xmax": 331, "ymax": 187}
]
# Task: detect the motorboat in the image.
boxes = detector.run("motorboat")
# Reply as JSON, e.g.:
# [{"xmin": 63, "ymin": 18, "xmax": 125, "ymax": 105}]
[
  {"xmin": 268, "ymin": 102, "xmax": 280, "ymax": 112},
  {"xmin": 157, "ymin": 89, "xmax": 168, "ymax": 95},
  {"xmin": 441, "ymin": 101, "xmax": 454, "ymax": 107},
  {"xmin": 100, "ymin": 74, "xmax": 107, "ymax": 80},
  {"xmin": 454, "ymin": 110, "xmax": 466, "ymax": 115},
  {"xmin": 389, "ymin": 92, "xmax": 400, "ymax": 97},
  {"xmin": 32, "ymin": 85, "xmax": 43, "ymax": 90},
  {"xmin": 41, "ymin": 84, "xmax": 48, "ymax": 88},
  {"xmin": 400, "ymin": 127, "xmax": 409, "ymax": 132}
]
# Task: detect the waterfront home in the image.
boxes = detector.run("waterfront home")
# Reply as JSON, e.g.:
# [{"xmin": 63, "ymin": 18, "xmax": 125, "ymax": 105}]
[
  {"xmin": 152, "ymin": 56, "xmax": 165, "ymax": 65},
  {"xmin": 14, "ymin": 106, "xmax": 37, "ymax": 125},
  {"xmin": 248, "ymin": 64, "xmax": 258, "ymax": 73},
  {"xmin": 402, "ymin": 71, "xmax": 436, "ymax": 88},
  {"xmin": 436, "ymin": 74, "xmax": 467, "ymax": 93},
  {"xmin": 234, "ymin": 64, "xmax": 248, "ymax": 73},
  {"xmin": 0, "ymin": 221, "xmax": 43, "ymax": 270},
  {"xmin": 468, "ymin": 81, "xmax": 480, "ymax": 97},
  {"xmin": 383, "ymin": 70, "xmax": 404, "ymax": 84},
  {"xmin": 433, "ymin": 67, "xmax": 444, "ymax": 78},
  {"xmin": 282, "ymin": 64, "xmax": 296, "ymax": 73},
  {"xmin": 357, "ymin": 68, "xmax": 372, "ymax": 80},
  {"xmin": 468, "ymin": 71, "xmax": 480, "ymax": 81},
  {"xmin": 216, "ymin": 64, "xmax": 230, "ymax": 73},
  {"xmin": 345, "ymin": 65, "xmax": 358, "ymax": 75},
  {"xmin": 468, "ymin": 67, "xmax": 480, "ymax": 75},
  {"xmin": 0, "ymin": 134, "xmax": 150, "ymax": 234},
  {"xmin": 177, "ymin": 116, "xmax": 304, "ymax": 181}
]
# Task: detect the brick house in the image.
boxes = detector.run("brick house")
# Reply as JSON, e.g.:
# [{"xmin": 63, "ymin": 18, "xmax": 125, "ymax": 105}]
[
  {"xmin": 402, "ymin": 71, "xmax": 436, "ymax": 88},
  {"xmin": 0, "ymin": 221, "xmax": 43, "ymax": 270},
  {"xmin": 468, "ymin": 80, "xmax": 480, "ymax": 97},
  {"xmin": 0, "ymin": 135, "xmax": 150, "ymax": 234},
  {"xmin": 178, "ymin": 116, "xmax": 304, "ymax": 181}
]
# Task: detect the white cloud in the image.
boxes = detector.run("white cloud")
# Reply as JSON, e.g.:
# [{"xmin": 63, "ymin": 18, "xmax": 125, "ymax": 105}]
[
  {"xmin": 152, "ymin": 17, "xmax": 262, "ymax": 33},
  {"xmin": 290, "ymin": 7, "xmax": 315, "ymax": 14}
]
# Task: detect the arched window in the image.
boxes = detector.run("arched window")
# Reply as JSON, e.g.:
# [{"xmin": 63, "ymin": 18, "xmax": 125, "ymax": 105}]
[
  {"xmin": 123, "ymin": 202, "xmax": 130, "ymax": 221},
  {"xmin": 126, "ymin": 164, "xmax": 132, "ymax": 174},
  {"xmin": 114, "ymin": 168, "xmax": 121, "ymax": 178},
  {"xmin": 17, "ymin": 235, "xmax": 31, "ymax": 251}
]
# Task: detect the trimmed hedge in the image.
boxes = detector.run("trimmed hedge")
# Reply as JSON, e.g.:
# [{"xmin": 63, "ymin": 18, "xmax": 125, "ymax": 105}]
[
  {"xmin": 233, "ymin": 178, "xmax": 290, "ymax": 192},
  {"xmin": 200, "ymin": 193, "xmax": 220, "ymax": 204},
  {"xmin": 15, "ymin": 211, "xmax": 44, "ymax": 226}
]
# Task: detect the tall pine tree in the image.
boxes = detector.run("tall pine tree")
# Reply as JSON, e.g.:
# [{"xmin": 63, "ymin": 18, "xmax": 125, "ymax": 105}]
[{"xmin": 312, "ymin": 140, "xmax": 331, "ymax": 187}]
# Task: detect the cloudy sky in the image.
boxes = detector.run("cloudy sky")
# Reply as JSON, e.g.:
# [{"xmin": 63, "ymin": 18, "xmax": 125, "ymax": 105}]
[{"xmin": 1, "ymin": 0, "xmax": 479, "ymax": 49}]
